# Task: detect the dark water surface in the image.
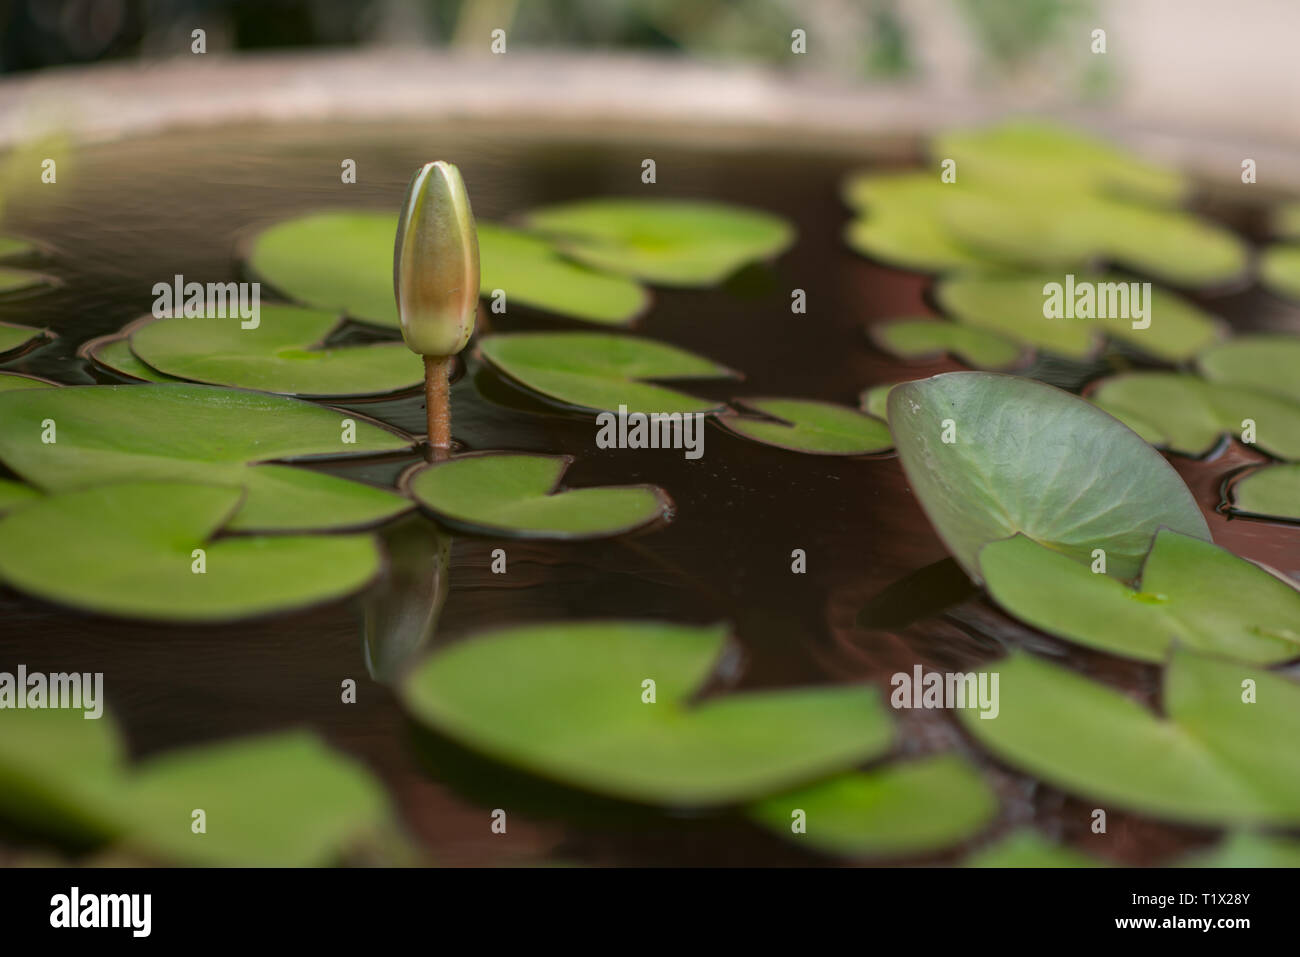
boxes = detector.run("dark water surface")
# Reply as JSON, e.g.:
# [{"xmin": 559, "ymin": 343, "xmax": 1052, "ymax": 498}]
[{"xmin": 0, "ymin": 122, "xmax": 1297, "ymax": 866}]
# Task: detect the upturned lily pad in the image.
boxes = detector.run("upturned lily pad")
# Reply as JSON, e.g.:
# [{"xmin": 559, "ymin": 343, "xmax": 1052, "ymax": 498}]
[
  {"xmin": 1197, "ymin": 334, "xmax": 1300, "ymax": 403},
  {"xmin": 407, "ymin": 452, "xmax": 670, "ymax": 538},
  {"xmin": 0, "ymin": 481, "xmax": 381, "ymax": 621},
  {"xmin": 935, "ymin": 273, "xmax": 1223, "ymax": 361},
  {"xmin": 0, "ymin": 371, "xmax": 55, "ymax": 391},
  {"xmin": 869, "ymin": 318, "xmax": 1025, "ymax": 369},
  {"xmin": 961, "ymin": 649, "xmax": 1300, "ymax": 826},
  {"xmin": 716, "ymin": 397, "xmax": 892, "ymax": 455},
  {"xmin": 1228, "ymin": 464, "xmax": 1300, "ymax": 522},
  {"xmin": 401, "ymin": 620, "xmax": 891, "ymax": 806},
  {"xmin": 81, "ymin": 331, "xmax": 177, "ymax": 382},
  {"xmin": 522, "ymin": 199, "xmax": 794, "ymax": 286},
  {"xmin": 248, "ymin": 211, "xmax": 647, "ymax": 326},
  {"xmin": 122, "ymin": 731, "xmax": 392, "ymax": 866},
  {"xmin": 887, "ymin": 372, "xmax": 1210, "ymax": 580},
  {"xmin": 1260, "ymin": 245, "xmax": 1300, "ymax": 301},
  {"xmin": 0, "ymin": 321, "xmax": 50, "ymax": 358},
  {"xmin": 933, "ymin": 121, "xmax": 1186, "ymax": 204},
  {"xmin": 980, "ymin": 531, "xmax": 1300, "ymax": 663},
  {"xmin": 964, "ymin": 830, "xmax": 1103, "ymax": 868},
  {"xmin": 477, "ymin": 332, "xmax": 737, "ymax": 415},
  {"xmin": 1090, "ymin": 373, "xmax": 1300, "ymax": 460},
  {"xmin": 0, "ymin": 383, "xmax": 412, "ymax": 531},
  {"xmin": 128, "ymin": 306, "xmax": 422, "ymax": 397},
  {"xmin": 747, "ymin": 755, "xmax": 996, "ymax": 858}
]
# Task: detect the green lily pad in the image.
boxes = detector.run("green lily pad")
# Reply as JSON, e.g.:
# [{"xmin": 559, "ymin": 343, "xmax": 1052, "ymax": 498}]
[
  {"xmin": 964, "ymin": 830, "xmax": 1103, "ymax": 868},
  {"xmin": 1276, "ymin": 202, "xmax": 1300, "ymax": 239},
  {"xmin": 401, "ymin": 620, "xmax": 891, "ymax": 806},
  {"xmin": 1261, "ymin": 244, "xmax": 1300, "ymax": 301},
  {"xmin": 887, "ymin": 372, "xmax": 1210, "ymax": 581},
  {"xmin": 859, "ymin": 382, "xmax": 903, "ymax": 420},
  {"xmin": 961, "ymin": 649, "xmax": 1300, "ymax": 826},
  {"xmin": 716, "ymin": 397, "xmax": 892, "ymax": 455},
  {"xmin": 1197, "ymin": 334, "xmax": 1300, "ymax": 403},
  {"xmin": 747, "ymin": 755, "xmax": 996, "ymax": 858},
  {"xmin": 407, "ymin": 452, "xmax": 669, "ymax": 538},
  {"xmin": 980, "ymin": 531, "xmax": 1300, "ymax": 664},
  {"xmin": 0, "ymin": 481, "xmax": 381, "ymax": 621},
  {"xmin": 82, "ymin": 331, "xmax": 177, "ymax": 382},
  {"xmin": 1179, "ymin": 832, "xmax": 1300, "ymax": 868},
  {"xmin": 122, "ymin": 731, "xmax": 391, "ymax": 866},
  {"xmin": 0, "ymin": 235, "xmax": 34, "ymax": 259},
  {"xmin": 0, "ymin": 321, "xmax": 50, "ymax": 358},
  {"xmin": 128, "ymin": 306, "xmax": 422, "ymax": 398},
  {"xmin": 869, "ymin": 318, "xmax": 1025, "ymax": 368},
  {"xmin": 478, "ymin": 332, "xmax": 736, "ymax": 415},
  {"xmin": 0, "ymin": 371, "xmax": 55, "ymax": 391},
  {"xmin": 1228, "ymin": 464, "xmax": 1300, "ymax": 522},
  {"xmin": 0, "ymin": 383, "xmax": 412, "ymax": 531},
  {"xmin": 522, "ymin": 199, "xmax": 794, "ymax": 286},
  {"xmin": 841, "ymin": 173, "xmax": 1005, "ymax": 272},
  {"xmin": 0, "ymin": 477, "xmax": 38, "ymax": 511},
  {"xmin": 248, "ymin": 211, "xmax": 647, "ymax": 326},
  {"xmin": 935, "ymin": 273, "xmax": 1223, "ymax": 362},
  {"xmin": 1090, "ymin": 373, "xmax": 1300, "ymax": 460},
  {"xmin": 0, "ymin": 268, "xmax": 55, "ymax": 296}
]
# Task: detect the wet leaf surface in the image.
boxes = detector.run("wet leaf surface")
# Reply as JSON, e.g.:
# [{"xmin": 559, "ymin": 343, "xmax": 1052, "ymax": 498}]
[{"xmin": 716, "ymin": 397, "xmax": 892, "ymax": 455}]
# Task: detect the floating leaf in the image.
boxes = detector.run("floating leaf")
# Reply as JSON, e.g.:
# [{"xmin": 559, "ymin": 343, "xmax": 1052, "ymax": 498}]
[
  {"xmin": 248, "ymin": 211, "xmax": 647, "ymax": 326},
  {"xmin": 869, "ymin": 318, "xmax": 1025, "ymax": 369},
  {"xmin": 0, "ymin": 268, "xmax": 55, "ymax": 296},
  {"xmin": 964, "ymin": 830, "xmax": 1103, "ymax": 868},
  {"xmin": 980, "ymin": 531, "xmax": 1300, "ymax": 663},
  {"xmin": 1179, "ymin": 832, "xmax": 1300, "ymax": 868},
  {"xmin": 887, "ymin": 372, "xmax": 1209, "ymax": 580},
  {"xmin": 935, "ymin": 272, "xmax": 1222, "ymax": 362},
  {"xmin": 0, "ymin": 371, "xmax": 55, "ymax": 391},
  {"xmin": 0, "ymin": 320, "xmax": 50, "ymax": 358},
  {"xmin": 401, "ymin": 620, "xmax": 891, "ymax": 806},
  {"xmin": 716, "ymin": 397, "xmax": 892, "ymax": 455},
  {"xmin": 859, "ymin": 382, "xmax": 903, "ymax": 420},
  {"xmin": 1261, "ymin": 244, "xmax": 1300, "ymax": 301},
  {"xmin": 128, "ymin": 306, "xmax": 422, "ymax": 398},
  {"xmin": 407, "ymin": 452, "xmax": 670, "ymax": 538},
  {"xmin": 1090, "ymin": 372, "xmax": 1300, "ymax": 460},
  {"xmin": 0, "ymin": 478, "xmax": 38, "ymax": 511},
  {"xmin": 478, "ymin": 332, "xmax": 736, "ymax": 415},
  {"xmin": 0, "ymin": 235, "xmax": 34, "ymax": 259},
  {"xmin": 1197, "ymin": 334, "xmax": 1300, "ymax": 403},
  {"xmin": 0, "ymin": 481, "xmax": 381, "ymax": 621},
  {"xmin": 1228, "ymin": 464, "xmax": 1300, "ymax": 522},
  {"xmin": 81, "ymin": 331, "xmax": 177, "ymax": 382},
  {"xmin": 0, "ymin": 383, "xmax": 412, "ymax": 531},
  {"xmin": 122, "ymin": 731, "xmax": 392, "ymax": 866},
  {"xmin": 933, "ymin": 121, "xmax": 1186, "ymax": 204},
  {"xmin": 1276, "ymin": 202, "xmax": 1300, "ymax": 239},
  {"xmin": 961, "ymin": 650, "xmax": 1300, "ymax": 826},
  {"xmin": 747, "ymin": 755, "xmax": 996, "ymax": 858},
  {"xmin": 523, "ymin": 199, "xmax": 794, "ymax": 286}
]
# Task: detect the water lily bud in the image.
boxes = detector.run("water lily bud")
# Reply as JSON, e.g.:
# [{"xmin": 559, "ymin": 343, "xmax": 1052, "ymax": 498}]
[{"xmin": 393, "ymin": 161, "xmax": 479, "ymax": 357}]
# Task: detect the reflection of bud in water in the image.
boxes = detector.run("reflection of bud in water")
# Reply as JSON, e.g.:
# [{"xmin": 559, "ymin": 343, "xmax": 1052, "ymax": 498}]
[
  {"xmin": 393, "ymin": 160, "xmax": 479, "ymax": 359},
  {"xmin": 363, "ymin": 515, "xmax": 451, "ymax": 684}
]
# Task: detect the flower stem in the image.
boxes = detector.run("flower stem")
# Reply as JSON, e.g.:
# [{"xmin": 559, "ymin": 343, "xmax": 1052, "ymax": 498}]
[{"xmin": 424, "ymin": 355, "xmax": 452, "ymax": 460}]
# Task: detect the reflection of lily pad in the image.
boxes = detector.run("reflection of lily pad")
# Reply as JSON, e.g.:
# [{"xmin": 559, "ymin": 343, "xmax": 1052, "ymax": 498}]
[
  {"xmin": 408, "ymin": 452, "xmax": 669, "ymax": 538},
  {"xmin": 1261, "ymin": 245, "xmax": 1300, "ymax": 301},
  {"xmin": 1090, "ymin": 373, "xmax": 1300, "ymax": 460},
  {"xmin": 523, "ymin": 199, "xmax": 794, "ymax": 286},
  {"xmin": 248, "ymin": 211, "xmax": 648, "ymax": 326},
  {"xmin": 869, "ymin": 318, "xmax": 1025, "ymax": 368},
  {"xmin": 887, "ymin": 372, "xmax": 1209, "ymax": 581},
  {"xmin": 0, "ymin": 320, "xmax": 50, "ymax": 358},
  {"xmin": 965, "ymin": 830, "xmax": 1102, "ymax": 868},
  {"xmin": 747, "ymin": 755, "xmax": 996, "ymax": 858},
  {"xmin": 1197, "ymin": 334, "xmax": 1300, "ymax": 403},
  {"xmin": 0, "ymin": 384, "xmax": 413, "ymax": 531},
  {"xmin": 0, "ymin": 481, "xmax": 381, "ymax": 621},
  {"xmin": 935, "ymin": 273, "xmax": 1222, "ymax": 361},
  {"xmin": 961, "ymin": 650, "xmax": 1300, "ymax": 826},
  {"xmin": 478, "ymin": 332, "xmax": 736, "ymax": 415},
  {"xmin": 1228, "ymin": 464, "xmax": 1300, "ymax": 522},
  {"xmin": 716, "ymin": 397, "xmax": 892, "ymax": 455},
  {"xmin": 402, "ymin": 620, "xmax": 891, "ymax": 806},
  {"xmin": 123, "ymin": 731, "xmax": 392, "ymax": 866},
  {"xmin": 129, "ymin": 306, "xmax": 421, "ymax": 398},
  {"xmin": 980, "ymin": 531, "xmax": 1300, "ymax": 664}
]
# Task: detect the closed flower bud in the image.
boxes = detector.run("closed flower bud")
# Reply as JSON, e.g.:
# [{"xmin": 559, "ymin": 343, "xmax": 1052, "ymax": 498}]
[{"xmin": 393, "ymin": 161, "xmax": 479, "ymax": 357}]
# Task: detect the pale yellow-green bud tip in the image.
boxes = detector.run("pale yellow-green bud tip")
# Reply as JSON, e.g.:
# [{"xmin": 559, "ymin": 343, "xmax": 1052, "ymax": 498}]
[{"xmin": 393, "ymin": 160, "xmax": 479, "ymax": 357}]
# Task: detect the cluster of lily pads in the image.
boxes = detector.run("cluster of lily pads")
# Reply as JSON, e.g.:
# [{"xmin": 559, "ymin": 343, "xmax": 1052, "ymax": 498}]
[{"xmin": 1, "ymin": 122, "xmax": 1298, "ymax": 866}]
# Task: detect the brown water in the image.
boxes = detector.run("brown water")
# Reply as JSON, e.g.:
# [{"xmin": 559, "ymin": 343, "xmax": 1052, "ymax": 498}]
[{"xmin": 0, "ymin": 122, "xmax": 1297, "ymax": 866}]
